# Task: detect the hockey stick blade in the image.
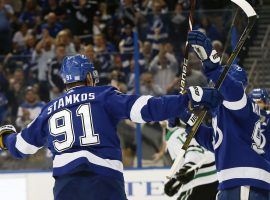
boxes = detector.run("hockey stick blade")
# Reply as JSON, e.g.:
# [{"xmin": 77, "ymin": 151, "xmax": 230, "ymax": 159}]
[{"xmin": 167, "ymin": 0, "xmax": 257, "ymax": 179}]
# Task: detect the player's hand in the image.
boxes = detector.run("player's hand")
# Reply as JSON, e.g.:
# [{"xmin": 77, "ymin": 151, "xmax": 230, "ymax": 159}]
[
  {"xmin": 176, "ymin": 162, "xmax": 196, "ymax": 184},
  {"xmin": 168, "ymin": 112, "xmax": 197, "ymax": 129},
  {"xmin": 164, "ymin": 178, "xmax": 182, "ymax": 196},
  {"xmin": 188, "ymin": 30, "xmax": 220, "ymax": 71},
  {"xmin": 0, "ymin": 125, "xmax": 16, "ymax": 150},
  {"xmin": 187, "ymin": 86, "xmax": 223, "ymax": 110}
]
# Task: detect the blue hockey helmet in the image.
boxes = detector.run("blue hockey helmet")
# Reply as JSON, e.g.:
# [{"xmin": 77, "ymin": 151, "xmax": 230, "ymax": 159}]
[
  {"xmin": 249, "ymin": 88, "xmax": 269, "ymax": 103},
  {"xmin": 60, "ymin": 54, "xmax": 99, "ymax": 84},
  {"xmin": 228, "ymin": 64, "xmax": 248, "ymax": 87}
]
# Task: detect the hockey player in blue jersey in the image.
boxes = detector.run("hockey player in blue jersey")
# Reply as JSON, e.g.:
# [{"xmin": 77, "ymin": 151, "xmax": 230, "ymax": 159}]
[
  {"xmin": 0, "ymin": 54, "xmax": 222, "ymax": 200},
  {"xmin": 187, "ymin": 30, "xmax": 270, "ymax": 200},
  {"xmin": 249, "ymin": 88, "xmax": 270, "ymax": 161},
  {"xmin": 249, "ymin": 88, "xmax": 269, "ymax": 114}
]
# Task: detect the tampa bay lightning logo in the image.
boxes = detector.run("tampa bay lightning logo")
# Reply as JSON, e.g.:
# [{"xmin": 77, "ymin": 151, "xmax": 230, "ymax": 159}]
[
  {"xmin": 212, "ymin": 116, "xmax": 223, "ymax": 150},
  {"xmin": 251, "ymin": 120, "xmax": 266, "ymax": 154}
]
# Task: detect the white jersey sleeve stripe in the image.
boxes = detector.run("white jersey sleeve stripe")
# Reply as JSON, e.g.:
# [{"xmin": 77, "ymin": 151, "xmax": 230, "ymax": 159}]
[
  {"xmin": 222, "ymin": 93, "xmax": 247, "ymax": 110},
  {"xmin": 240, "ymin": 186, "xmax": 250, "ymax": 200},
  {"xmin": 15, "ymin": 133, "xmax": 42, "ymax": 154},
  {"xmin": 53, "ymin": 150, "xmax": 123, "ymax": 173},
  {"xmin": 130, "ymin": 95, "xmax": 152, "ymax": 123},
  {"xmin": 217, "ymin": 167, "xmax": 270, "ymax": 184}
]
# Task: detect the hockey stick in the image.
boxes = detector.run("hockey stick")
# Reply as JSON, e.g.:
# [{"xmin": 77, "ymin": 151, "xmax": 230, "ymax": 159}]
[
  {"xmin": 179, "ymin": 0, "xmax": 196, "ymax": 95},
  {"xmin": 220, "ymin": 8, "xmax": 239, "ymax": 64},
  {"xmin": 167, "ymin": 0, "xmax": 257, "ymax": 179}
]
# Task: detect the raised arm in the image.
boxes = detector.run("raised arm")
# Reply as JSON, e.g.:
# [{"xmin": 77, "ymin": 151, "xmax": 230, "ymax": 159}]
[
  {"xmin": 104, "ymin": 86, "xmax": 222, "ymax": 123},
  {"xmin": 188, "ymin": 30, "xmax": 248, "ymax": 111}
]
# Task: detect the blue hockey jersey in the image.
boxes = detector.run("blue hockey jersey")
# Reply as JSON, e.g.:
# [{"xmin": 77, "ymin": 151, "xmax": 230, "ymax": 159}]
[
  {"xmin": 4, "ymin": 86, "xmax": 189, "ymax": 181},
  {"xmin": 195, "ymin": 66, "xmax": 270, "ymax": 191},
  {"xmin": 260, "ymin": 110, "xmax": 270, "ymax": 162}
]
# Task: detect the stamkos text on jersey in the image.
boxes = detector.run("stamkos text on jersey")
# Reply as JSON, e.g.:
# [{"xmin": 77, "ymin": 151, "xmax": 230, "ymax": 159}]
[
  {"xmin": 180, "ymin": 58, "xmax": 188, "ymax": 94},
  {"xmin": 47, "ymin": 93, "xmax": 95, "ymax": 114}
]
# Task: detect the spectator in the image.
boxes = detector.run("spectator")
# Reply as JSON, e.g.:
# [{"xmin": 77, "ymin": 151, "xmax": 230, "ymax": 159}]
[
  {"xmin": 141, "ymin": 41, "xmax": 152, "ymax": 66},
  {"xmin": 146, "ymin": 13, "xmax": 168, "ymax": 56},
  {"xmin": 21, "ymin": 34, "xmax": 36, "ymax": 56},
  {"xmin": 166, "ymin": 53, "xmax": 208, "ymax": 94},
  {"xmin": 47, "ymin": 44, "xmax": 66, "ymax": 100},
  {"xmin": 113, "ymin": 81, "xmax": 136, "ymax": 167},
  {"xmin": 0, "ymin": 63, "xmax": 9, "ymax": 93},
  {"xmin": 117, "ymin": 119, "xmax": 136, "ymax": 167},
  {"xmin": 170, "ymin": 2, "xmax": 188, "ymax": 48},
  {"xmin": 110, "ymin": 55, "xmax": 125, "ymax": 76},
  {"xmin": 212, "ymin": 40, "xmax": 229, "ymax": 65},
  {"xmin": 164, "ymin": 42, "xmax": 175, "ymax": 55},
  {"xmin": 42, "ymin": 0, "xmax": 65, "ymax": 18},
  {"xmin": 104, "ymin": 24, "xmax": 121, "ymax": 51},
  {"xmin": 9, "ymin": 68, "xmax": 25, "ymax": 89},
  {"xmin": 55, "ymin": 29, "xmax": 76, "ymax": 55},
  {"xmin": 195, "ymin": 16, "xmax": 222, "ymax": 41},
  {"xmin": 19, "ymin": 0, "xmax": 41, "ymax": 28},
  {"xmin": 92, "ymin": 12, "xmax": 106, "ymax": 35},
  {"xmin": 140, "ymin": 72, "xmax": 164, "ymax": 96},
  {"xmin": 12, "ymin": 22, "xmax": 30, "ymax": 53},
  {"xmin": 8, "ymin": 68, "xmax": 27, "ymax": 121},
  {"xmin": 15, "ymin": 86, "xmax": 45, "ymax": 130},
  {"xmin": 119, "ymin": 24, "xmax": 134, "ymax": 53},
  {"xmin": 149, "ymin": 44, "xmax": 178, "ymax": 91},
  {"xmin": 63, "ymin": 0, "xmax": 98, "ymax": 35},
  {"xmin": 126, "ymin": 57, "xmax": 146, "ymax": 92},
  {"xmin": 110, "ymin": 70, "xmax": 126, "ymax": 86},
  {"xmin": 99, "ymin": 2, "xmax": 112, "ymax": 25},
  {"xmin": 14, "ymin": 34, "xmax": 38, "ymax": 81},
  {"xmin": 81, "ymin": 44, "xmax": 102, "ymax": 73},
  {"xmin": 141, "ymin": 122, "xmax": 164, "ymax": 167},
  {"xmin": 142, "ymin": 0, "xmax": 168, "ymax": 15},
  {"xmin": 119, "ymin": 0, "xmax": 139, "ymax": 26},
  {"xmin": 185, "ymin": 58, "xmax": 208, "ymax": 87},
  {"xmin": 0, "ymin": 0, "xmax": 13, "ymax": 54},
  {"xmin": 41, "ymin": 12, "xmax": 63, "ymax": 37},
  {"xmin": 93, "ymin": 34, "xmax": 113, "ymax": 84},
  {"xmin": 32, "ymin": 28, "xmax": 55, "ymax": 82},
  {"xmin": 8, "ymin": 0, "xmax": 22, "ymax": 13},
  {"xmin": 119, "ymin": 24, "xmax": 134, "ymax": 72},
  {"xmin": 0, "ymin": 64, "xmax": 9, "ymax": 124},
  {"xmin": 0, "ymin": 92, "xmax": 8, "ymax": 125}
]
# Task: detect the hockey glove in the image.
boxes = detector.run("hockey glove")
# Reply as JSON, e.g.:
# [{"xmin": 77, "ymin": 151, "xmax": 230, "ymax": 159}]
[
  {"xmin": 187, "ymin": 86, "xmax": 223, "ymax": 110},
  {"xmin": 168, "ymin": 111, "xmax": 198, "ymax": 128},
  {"xmin": 0, "ymin": 125, "xmax": 16, "ymax": 150},
  {"xmin": 188, "ymin": 30, "xmax": 220, "ymax": 72},
  {"xmin": 164, "ymin": 178, "xmax": 182, "ymax": 197},
  {"xmin": 176, "ymin": 162, "xmax": 197, "ymax": 184}
]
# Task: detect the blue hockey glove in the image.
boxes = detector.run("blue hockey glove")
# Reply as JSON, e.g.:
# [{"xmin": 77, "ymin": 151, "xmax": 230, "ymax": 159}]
[
  {"xmin": 0, "ymin": 125, "xmax": 16, "ymax": 150},
  {"xmin": 188, "ymin": 30, "xmax": 220, "ymax": 72},
  {"xmin": 187, "ymin": 86, "xmax": 223, "ymax": 109},
  {"xmin": 168, "ymin": 110, "xmax": 198, "ymax": 128}
]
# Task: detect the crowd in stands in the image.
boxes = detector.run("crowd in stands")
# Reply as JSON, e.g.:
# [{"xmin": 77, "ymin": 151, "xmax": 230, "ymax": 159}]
[{"xmin": 0, "ymin": 0, "xmax": 247, "ymax": 169}]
